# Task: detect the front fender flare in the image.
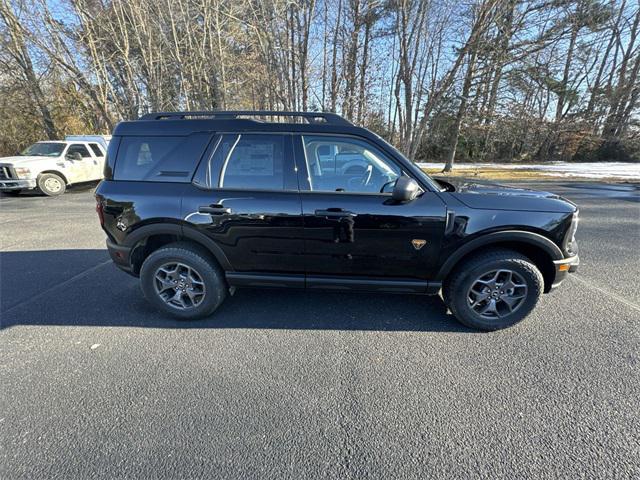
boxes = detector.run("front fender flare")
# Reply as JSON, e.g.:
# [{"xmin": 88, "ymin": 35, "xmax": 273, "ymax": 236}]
[{"xmin": 435, "ymin": 230, "xmax": 563, "ymax": 281}]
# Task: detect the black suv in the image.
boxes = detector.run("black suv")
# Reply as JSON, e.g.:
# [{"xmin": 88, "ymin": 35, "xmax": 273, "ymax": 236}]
[{"xmin": 95, "ymin": 111, "xmax": 579, "ymax": 330}]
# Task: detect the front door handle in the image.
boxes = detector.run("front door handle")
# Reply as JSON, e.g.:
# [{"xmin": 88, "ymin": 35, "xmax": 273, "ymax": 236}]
[
  {"xmin": 314, "ymin": 209, "xmax": 356, "ymax": 218},
  {"xmin": 199, "ymin": 204, "xmax": 232, "ymax": 215}
]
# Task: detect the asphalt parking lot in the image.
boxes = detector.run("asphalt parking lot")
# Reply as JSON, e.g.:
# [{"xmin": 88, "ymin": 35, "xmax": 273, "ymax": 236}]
[{"xmin": 1, "ymin": 181, "xmax": 639, "ymax": 479}]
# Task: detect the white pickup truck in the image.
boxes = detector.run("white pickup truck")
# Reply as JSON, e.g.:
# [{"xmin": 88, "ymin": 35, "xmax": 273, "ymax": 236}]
[{"xmin": 0, "ymin": 135, "xmax": 110, "ymax": 196}]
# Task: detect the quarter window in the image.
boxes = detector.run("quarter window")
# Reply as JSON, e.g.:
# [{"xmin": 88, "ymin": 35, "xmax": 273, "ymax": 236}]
[
  {"xmin": 302, "ymin": 136, "xmax": 401, "ymax": 194},
  {"xmin": 113, "ymin": 134, "xmax": 211, "ymax": 182}
]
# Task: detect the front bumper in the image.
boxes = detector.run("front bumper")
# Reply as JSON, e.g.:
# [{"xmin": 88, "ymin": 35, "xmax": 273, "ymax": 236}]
[
  {"xmin": 0, "ymin": 178, "xmax": 36, "ymax": 190},
  {"xmin": 550, "ymin": 255, "xmax": 579, "ymax": 289}
]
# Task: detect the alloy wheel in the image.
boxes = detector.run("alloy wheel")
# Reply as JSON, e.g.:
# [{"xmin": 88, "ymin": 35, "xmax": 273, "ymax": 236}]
[
  {"xmin": 153, "ymin": 262, "xmax": 206, "ymax": 310},
  {"xmin": 467, "ymin": 269, "xmax": 528, "ymax": 319}
]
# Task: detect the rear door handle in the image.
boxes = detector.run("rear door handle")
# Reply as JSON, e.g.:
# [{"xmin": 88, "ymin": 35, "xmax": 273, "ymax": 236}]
[
  {"xmin": 314, "ymin": 209, "xmax": 356, "ymax": 218},
  {"xmin": 199, "ymin": 204, "xmax": 232, "ymax": 215}
]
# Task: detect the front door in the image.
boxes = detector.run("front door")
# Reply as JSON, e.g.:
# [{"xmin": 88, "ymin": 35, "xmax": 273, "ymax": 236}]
[
  {"xmin": 295, "ymin": 134, "xmax": 447, "ymax": 281},
  {"xmin": 182, "ymin": 133, "xmax": 305, "ymax": 275}
]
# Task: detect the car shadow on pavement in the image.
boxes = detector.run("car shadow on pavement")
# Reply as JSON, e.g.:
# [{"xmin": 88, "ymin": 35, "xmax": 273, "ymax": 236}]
[{"xmin": 0, "ymin": 249, "xmax": 471, "ymax": 333}]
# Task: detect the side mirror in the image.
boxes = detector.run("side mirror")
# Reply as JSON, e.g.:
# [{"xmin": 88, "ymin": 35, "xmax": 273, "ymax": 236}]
[
  {"xmin": 66, "ymin": 152, "xmax": 82, "ymax": 161},
  {"xmin": 392, "ymin": 176, "xmax": 420, "ymax": 203}
]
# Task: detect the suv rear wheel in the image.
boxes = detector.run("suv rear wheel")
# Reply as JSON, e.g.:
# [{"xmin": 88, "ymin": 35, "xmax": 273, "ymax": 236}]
[
  {"xmin": 443, "ymin": 249, "xmax": 544, "ymax": 331},
  {"xmin": 140, "ymin": 242, "xmax": 228, "ymax": 320}
]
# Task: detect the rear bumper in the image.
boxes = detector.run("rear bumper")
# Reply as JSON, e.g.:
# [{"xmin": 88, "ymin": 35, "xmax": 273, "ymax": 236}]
[
  {"xmin": 106, "ymin": 239, "xmax": 135, "ymax": 275},
  {"xmin": 0, "ymin": 179, "xmax": 36, "ymax": 190},
  {"xmin": 550, "ymin": 255, "xmax": 579, "ymax": 290}
]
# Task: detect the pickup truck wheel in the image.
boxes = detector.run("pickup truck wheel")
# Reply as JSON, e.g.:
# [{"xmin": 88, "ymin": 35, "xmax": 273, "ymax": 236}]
[
  {"xmin": 37, "ymin": 173, "xmax": 66, "ymax": 196},
  {"xmin": 443, "ymin": 249, "xmax": 543, "ymax": 331},
  {"xmin": 139, "ymin": 242, "xmax": 227, "ymax": 320}
]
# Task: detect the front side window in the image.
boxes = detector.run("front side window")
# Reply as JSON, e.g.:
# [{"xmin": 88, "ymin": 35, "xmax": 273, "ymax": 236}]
[
  {"xmin": 302, "ymin": 136, "xmax": 400, "ymax": 194},
  {"xmin": 218, "ymin": 134, "xmax": 285, "ymax": 190},
  {"xmin": 66, "ymin": 144, "xmax": 91, "ymax": 158}
]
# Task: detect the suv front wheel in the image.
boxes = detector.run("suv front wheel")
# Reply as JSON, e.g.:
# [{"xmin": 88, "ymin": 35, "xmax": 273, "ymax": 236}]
[
  {"xmin": 443, "ymin": 249, "xmax": 544, "ymax": 331},
  {"xmin": 140, "ymin": 242, "xmax": 228, "ymax": 320}
]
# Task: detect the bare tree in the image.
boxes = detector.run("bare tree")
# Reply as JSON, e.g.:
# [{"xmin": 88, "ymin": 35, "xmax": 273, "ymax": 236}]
[
  {"xmin": 0, "ymin": 0, "xmax": 637, "ymax": 162},
  {"xmin": 0, "ymin": 0, "xmax": 57, "ymax": 139}
]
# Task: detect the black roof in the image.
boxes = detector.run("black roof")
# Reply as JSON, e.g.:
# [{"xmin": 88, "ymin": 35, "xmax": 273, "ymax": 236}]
[{"xmin": 113, "ymin": 110, "xmax": 375, "ymax": 138}]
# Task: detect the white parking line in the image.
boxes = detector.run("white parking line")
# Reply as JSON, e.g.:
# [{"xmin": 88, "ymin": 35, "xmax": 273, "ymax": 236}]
[{"xmin": 569, "ymin": 274, "xmax": 640, "ymax": 314}]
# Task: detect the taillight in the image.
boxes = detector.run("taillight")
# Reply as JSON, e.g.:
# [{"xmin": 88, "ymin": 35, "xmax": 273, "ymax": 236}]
[{"xmin": 95, "ymin": 198, "xmax": 104, "ymax": 227}]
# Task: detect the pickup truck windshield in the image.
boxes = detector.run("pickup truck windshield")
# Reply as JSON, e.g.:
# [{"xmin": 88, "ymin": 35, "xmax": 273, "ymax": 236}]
[{"xmin": 20, "ymin": 143, "xmax": 65, "ymax": 157}]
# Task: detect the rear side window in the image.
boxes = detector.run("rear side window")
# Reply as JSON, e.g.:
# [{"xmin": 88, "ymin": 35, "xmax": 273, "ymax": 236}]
[
  {"xmin": 220, "ymin": 134, "xmax": 285, "ymax": 190},
  {"xmin": 113, "ymin": 134, "xmax": 211, "ymax": 182},
  {"xmin": 88, "ymin": 143, "xmax": 104, "ymax": 156}
]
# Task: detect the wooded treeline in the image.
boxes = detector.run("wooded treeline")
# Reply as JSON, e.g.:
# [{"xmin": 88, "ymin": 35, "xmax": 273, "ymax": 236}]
[{"xmin": 1, "ymin": 0, "xmax": 639, "ymax": 166}]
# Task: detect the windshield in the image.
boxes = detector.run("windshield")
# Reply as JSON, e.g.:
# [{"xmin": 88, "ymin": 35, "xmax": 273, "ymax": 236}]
[{"xmin": 20, "ymin": 143, "xmax": 66, "ymax": 157}]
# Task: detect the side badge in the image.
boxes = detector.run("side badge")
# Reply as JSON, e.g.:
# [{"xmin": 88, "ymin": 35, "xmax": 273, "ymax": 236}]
[
  {"xmin": 411, "ymin": 239, "xmax": 427, "ymax": 250},
  {"xmin": 116, "ymin": 217, "xmax": 127, "ymax": 232}
]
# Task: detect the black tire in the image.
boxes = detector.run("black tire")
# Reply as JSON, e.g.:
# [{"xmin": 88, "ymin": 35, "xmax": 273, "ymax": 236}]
[
  {"xmin": 139, "ymin": 242, "xmax": 228, "ymax": 320},
  {"xmin": 37, "ymin": 173, "xmax": 66, "ymax": 196},
  {"xmin": 443, "ymin": 249, "xmax": 544, "ymax": 331}
]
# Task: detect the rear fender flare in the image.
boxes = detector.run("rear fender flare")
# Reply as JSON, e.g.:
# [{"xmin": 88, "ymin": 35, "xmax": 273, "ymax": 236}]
[{"xmin": 123, "ymin": 223, "xmax": 233, "ymax": 271}]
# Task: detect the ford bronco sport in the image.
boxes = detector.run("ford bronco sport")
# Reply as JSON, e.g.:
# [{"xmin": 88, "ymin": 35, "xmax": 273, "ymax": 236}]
[{"xmin": 95, "ymin": 111, "xmax": 579, "ymax": 330}]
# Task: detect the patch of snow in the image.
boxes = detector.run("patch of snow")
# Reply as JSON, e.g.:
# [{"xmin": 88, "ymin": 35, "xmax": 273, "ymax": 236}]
[{"xmin": 417, "ymin": 162, "xmax": 640, "ymax": 180}]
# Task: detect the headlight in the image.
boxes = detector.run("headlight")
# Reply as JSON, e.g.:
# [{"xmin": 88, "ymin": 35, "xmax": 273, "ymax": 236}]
[
  {"xmin": 563, "ymin": 212, "xmax": 579, "ymax": 256},
  {"xmin": 14, "ymin": 167, "xmax": 32, "ymax": 179}
]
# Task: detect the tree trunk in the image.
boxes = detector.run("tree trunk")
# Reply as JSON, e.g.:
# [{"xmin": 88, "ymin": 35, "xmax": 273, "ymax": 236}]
[
  {"xmin": 603, "ymin": 7, "xmax": 640, "ymax": 139},
  {"xmin": 443, "ymin": 47, "xmax": 477, "ymax": 172},
  {"xmin": 555, "ymin": 21, "xmax": 578, "ymax": 123},
  {"xmin": 357, "ymin": 6, "xmax": 372, "ymax": 124},
  {"xmin": 329, "ymin": 0, "xmax": 343, "ymax": 111}
]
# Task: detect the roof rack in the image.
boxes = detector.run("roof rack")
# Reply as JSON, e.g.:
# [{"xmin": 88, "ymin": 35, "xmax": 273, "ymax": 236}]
[{"xmin": 139, "ymin": 110, "xmax": 352, "ymax": 126}]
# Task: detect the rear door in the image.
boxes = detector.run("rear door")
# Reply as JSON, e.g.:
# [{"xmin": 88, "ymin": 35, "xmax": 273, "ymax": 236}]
[
  {"xmin": 182, "ymin": 133, "xmax": 305, "ymax": 276},
  {"xmin": 87, "ymin": 143, "xmax": 106, "ymax": 180},
  {"xmin": 295, "ymin": 134, "xmax": 447, "ymax": 281}
]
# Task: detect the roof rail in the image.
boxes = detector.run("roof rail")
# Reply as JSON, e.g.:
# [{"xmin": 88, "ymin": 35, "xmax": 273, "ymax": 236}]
[{"xmin": 139, "ymin": 110, "xmax": 352, "ymax": 126}]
